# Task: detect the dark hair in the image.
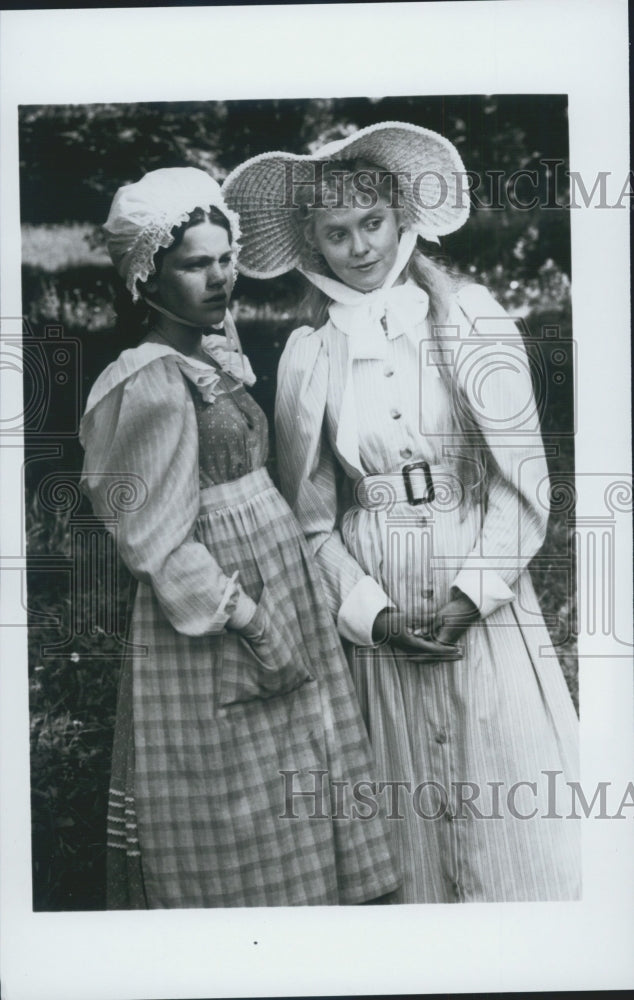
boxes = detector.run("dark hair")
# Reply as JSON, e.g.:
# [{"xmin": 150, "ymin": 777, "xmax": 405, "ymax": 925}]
[
  {"xmin": 152, "ymin": 205, "xmax": 231, "ymax": 274},
  {"xmin": 113, "ymin": 205, "xmax": 232, "ymax": 342}
]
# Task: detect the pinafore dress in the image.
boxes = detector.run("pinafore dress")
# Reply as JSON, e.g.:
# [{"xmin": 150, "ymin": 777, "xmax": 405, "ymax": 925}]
[{"xmin": 80, "ymin": 339, "xmax": 401, "ymax": 908}]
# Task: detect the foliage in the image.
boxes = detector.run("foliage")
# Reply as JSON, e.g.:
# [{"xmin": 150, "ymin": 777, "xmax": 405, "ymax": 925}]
[
  {"xmin": 24, "ymin": 272, "xmax": 577, "ymax": 910},
  {"xmin": 19, "ymin": 96, "xmax": 570, "ymax": 281},
  {"xmin": 522, "ymin": 303, "xmax": 577, "ymax": 708},
  {"xmin": 27, "ymin": 498, "xmax": 134, "ymax": 910},
  {"xmin": 20, "ymin": 95, "xmax": 575, "ymax": 909},
  {"xmin": 18, "ymin": 96, "xmax": 572, "ymax": 324}
]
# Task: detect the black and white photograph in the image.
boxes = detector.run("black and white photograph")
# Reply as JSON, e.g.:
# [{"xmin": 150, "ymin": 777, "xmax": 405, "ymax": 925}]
[
  {"xmin": 20, "ymin": 94, "xmax": 582, "ymax": 912},
  {"xmin": 1, "ymin": 3, "xmax": 632, "ymax": 998}
]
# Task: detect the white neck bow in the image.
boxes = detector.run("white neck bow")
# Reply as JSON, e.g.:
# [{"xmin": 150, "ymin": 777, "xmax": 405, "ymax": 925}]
[
  {"xmin": 299, "ymin": 230, "xmax": 432, "ymax": 475},
  {"xmin": 299, "ymin": 229, "xmax": 429, "ymax": 353}
]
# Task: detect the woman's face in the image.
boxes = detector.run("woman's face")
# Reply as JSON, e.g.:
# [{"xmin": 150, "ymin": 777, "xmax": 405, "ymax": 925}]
[
  {"xmin": 148, "ymin": 220, "xmax": 234, "ymax": 327},
  {"xmin": 310, "ymin": 196, "xmax": 401, "ymax": 292}
]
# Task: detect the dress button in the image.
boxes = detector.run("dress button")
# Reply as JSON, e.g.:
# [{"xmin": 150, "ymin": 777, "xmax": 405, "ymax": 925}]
[
  {"xmin": 384, "ymin": 366, "xmax": 395, "ymax": 377},
  {"xmin": 400, "ymin": 447, "xmax": 412, "ymax": 460},
  {"xmin": 390, "ymin": 408, "xmax": 402, "ymax": 420}
]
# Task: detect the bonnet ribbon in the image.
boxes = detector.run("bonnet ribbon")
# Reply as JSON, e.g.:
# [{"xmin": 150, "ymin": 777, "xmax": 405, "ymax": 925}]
[
  {"xmin": 299, "ymin": 229, "xmax": 431, "ymax": 474},
  {"xmin": 142, "ymin": 297, "xmax": 253, "ymax": 384}
]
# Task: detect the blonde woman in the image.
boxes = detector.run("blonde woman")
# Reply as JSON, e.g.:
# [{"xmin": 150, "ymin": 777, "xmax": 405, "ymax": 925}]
[{"xmin": 224, "ymin": 122, "xmax": 580, "ymax": 903}]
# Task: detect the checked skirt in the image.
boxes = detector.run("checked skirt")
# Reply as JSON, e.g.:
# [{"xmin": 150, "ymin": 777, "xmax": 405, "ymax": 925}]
[{"xmin": 107, "ymin": 467, "xmax": 400, "ymax": 908}]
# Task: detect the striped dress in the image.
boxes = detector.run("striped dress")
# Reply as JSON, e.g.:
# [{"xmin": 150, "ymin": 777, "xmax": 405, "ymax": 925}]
[
  {"xmin": 275, "ymin": 282, "xmax": 580, "ymax": 903},
  {"xmin": 80, "ymin": 332, "xmax": 401, "ymax": 908}
]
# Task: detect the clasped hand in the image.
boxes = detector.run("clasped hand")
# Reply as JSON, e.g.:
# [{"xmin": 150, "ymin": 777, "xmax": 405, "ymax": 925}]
[{"xmin": 371, "ymin": 591, "xmax": 480, "ymax": 662}]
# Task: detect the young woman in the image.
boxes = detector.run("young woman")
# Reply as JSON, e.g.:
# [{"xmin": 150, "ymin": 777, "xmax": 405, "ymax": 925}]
[
  {"xmin": 223, "ymin": 122, "xmax": 580, "ymax": 903},
  {"xmin": 79, "ymin": 166, "xmax": 400, "ymax": 908}
]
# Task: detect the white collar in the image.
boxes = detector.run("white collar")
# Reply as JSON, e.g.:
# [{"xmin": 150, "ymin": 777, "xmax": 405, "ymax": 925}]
[
  {"xmin": 299, "ymin": 230, "xmax": 429, "ymax": 358},
  {"xmin": 81, "ymin": 318, "xmax": 255, "ymax": 429},
  {"xmin": 299, "ymin": 231, "xmax": 432, "ymax": 474}
]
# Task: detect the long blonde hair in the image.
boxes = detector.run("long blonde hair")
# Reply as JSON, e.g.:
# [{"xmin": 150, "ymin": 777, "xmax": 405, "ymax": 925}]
[{"xmin": 294, "ymin": 159, "xmax": 488, "ymax": 499}]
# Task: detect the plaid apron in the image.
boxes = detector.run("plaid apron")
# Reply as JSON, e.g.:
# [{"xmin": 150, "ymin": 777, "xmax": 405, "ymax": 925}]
[{"xmin": 105, "ymin": 371, "xmax": 400, "ymax": 908}]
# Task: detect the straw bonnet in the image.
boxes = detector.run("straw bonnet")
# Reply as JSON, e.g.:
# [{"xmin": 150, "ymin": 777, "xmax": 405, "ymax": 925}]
[
  {"xmin": 222, "ymin": 121, "xmax": 470, "ymax": 278},
  {"xmin": 103, "ymin": 167, "xmax": 241, "ymax": 301}
]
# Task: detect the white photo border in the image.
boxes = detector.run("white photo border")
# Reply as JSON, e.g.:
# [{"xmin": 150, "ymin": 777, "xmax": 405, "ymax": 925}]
[{"xmin": 1, "ymin": 2, "xmax": 632, "ymax": 997}]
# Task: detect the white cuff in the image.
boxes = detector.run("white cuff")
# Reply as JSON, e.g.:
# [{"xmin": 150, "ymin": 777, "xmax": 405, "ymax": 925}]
[
  {"xmin": 227, "ymin": 588, "xmax": 259, "ymax": 631},
  {"xmin": 337, "ymin": 575, "xmax": 395, "ymax": 646},
  {"xmin": 452, "ymin": 567, "xmax": 515, "ymax": 621}
]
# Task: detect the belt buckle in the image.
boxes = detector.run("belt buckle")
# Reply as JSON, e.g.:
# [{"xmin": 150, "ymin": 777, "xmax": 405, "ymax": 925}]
[{"xmin": 402, "ymin": 461, "xmax": 435, "ymax": 506}]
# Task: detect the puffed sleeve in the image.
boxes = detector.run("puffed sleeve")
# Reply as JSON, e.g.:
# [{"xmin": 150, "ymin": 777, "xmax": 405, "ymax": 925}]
[
  {"xmin": 276, "ymin": 327, "xmax": 393, "ymax": 645},
  {"xmin": 449, "ymin": 284, "xmax": 550, "ymax": 619},
  {"xmin": 80, "ymin": 358, "xmax": 257, "ymax": 636}
]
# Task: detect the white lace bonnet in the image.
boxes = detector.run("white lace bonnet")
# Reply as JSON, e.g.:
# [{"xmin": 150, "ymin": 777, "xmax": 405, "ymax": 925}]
[{"xmin": 103, "ymin": 167, "xmax": 242, "ymax": 301}]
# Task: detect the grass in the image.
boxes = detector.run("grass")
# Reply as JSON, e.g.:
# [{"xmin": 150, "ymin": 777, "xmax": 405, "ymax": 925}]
[
  {"xmin": 21, "ymin": 223, "xmax": 109, "ymax": 272},
  {"xmin": 26, "ymin": 493, "xmax": 135, "ymax": 910},
  {"xmin": 23, "ymin": 252, "xmax": 577, "ymax": 910}
]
